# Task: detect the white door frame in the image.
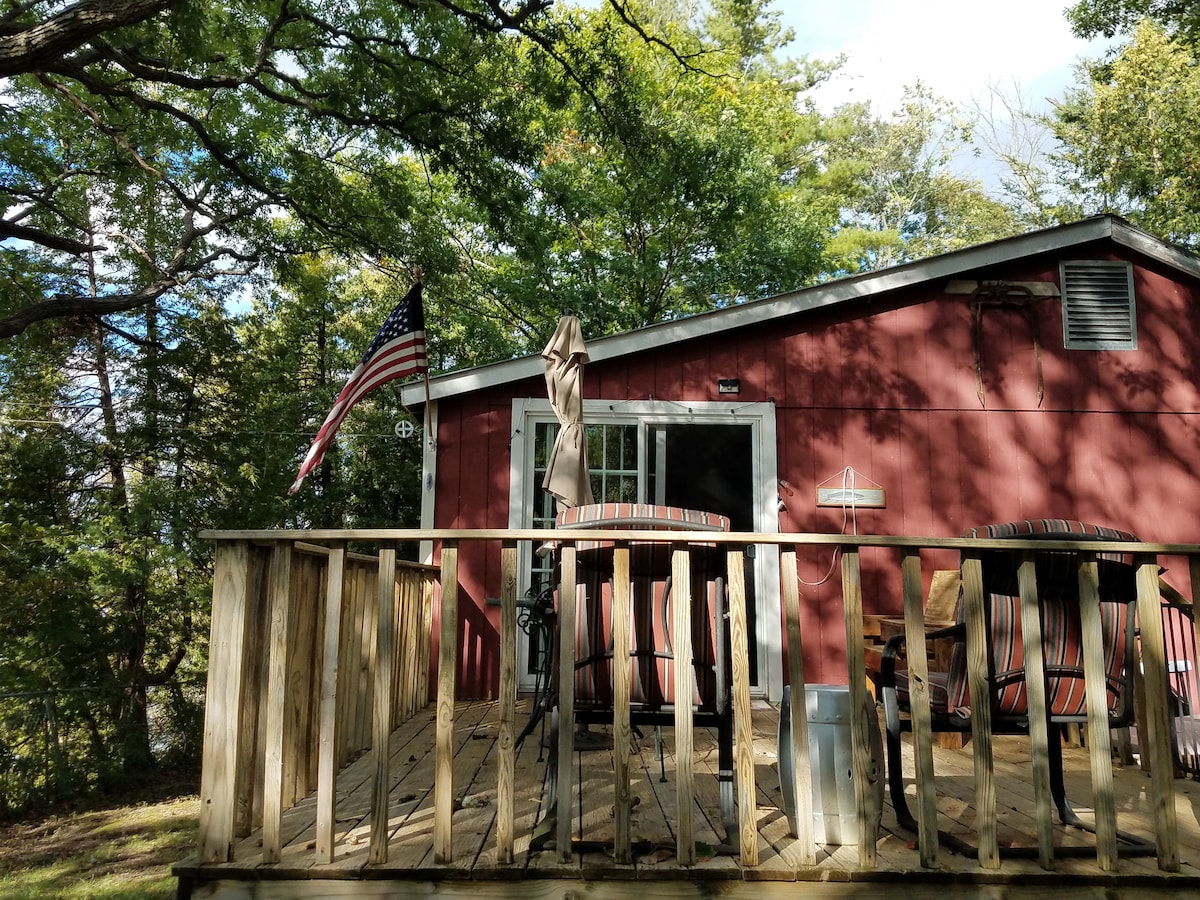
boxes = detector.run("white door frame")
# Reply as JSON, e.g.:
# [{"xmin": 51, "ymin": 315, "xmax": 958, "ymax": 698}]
[{"xmin": 508, "ymin": 398, "xmax": 782, "ymax": 700}]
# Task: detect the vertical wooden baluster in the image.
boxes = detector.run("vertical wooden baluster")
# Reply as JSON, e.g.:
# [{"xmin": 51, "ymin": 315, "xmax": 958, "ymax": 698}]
[
  {"xmin": 900, "ymin": 548, "xmax": 939, "ymax": 867},
  {"xmin": 369, "ymin": 546, "xmax": 397, "ymax": 864},
  {"xmin": 728, "ymin": 546, "xmax": 759, "ymax": 866},
  {"xmin": 496, "ymin": 541, "xmax": 517, "ymax": 864},
  {"xmin": 315, "ymin": 544, "xmax": 345, "ymax": 864},
  {"xmin": 780, "ymin": 545, "xmax": 814, "ymax": 865},
  {"xmin": 960, "ymin": 553, "xmax": 999, "ymax": 869},
  {"xmin": 840, "ymin": 547, "xmax": 877, "ymax": 869},
  {"xmin": 611, "ymin": 543, "xmax": 633, "ymax": 863},
  {"xmin": 199, "ymin": 541, "xmax": 253, "ymax": 863},
  {"xmin": 262, "ymin": 542, "xmax": 294, "ymax": 864},
  {"xmin": 1077, "ymin": 553, "xmax": 1118, "ymax": 870},
  {"xmin": 1136, "ymin": 555, "xmax": 1179, "ymax": 870},
  {"xmin": 1016, "ymin": 553, "xmax": 1054, "ymax": 870},
  {"xmin": 434, "ymin": 542, "xmax": 460, "ymax": 863},
  {"xmin": 556, "ymin": 544, "xmax": 578, "ymax": 863},
  {"xmin": 672, "ymin": 544, "xmax": 696, "ymax": 866}
]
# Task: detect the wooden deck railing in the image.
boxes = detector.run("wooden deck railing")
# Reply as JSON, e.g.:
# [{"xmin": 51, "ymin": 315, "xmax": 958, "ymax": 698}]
[
  {"xmin": 197, "ymin": 539, "xmax": 436, "ymax": 864},
  {"xmin": 195, "ymin": 528, "xmax": 1195, "ymax": 875}
]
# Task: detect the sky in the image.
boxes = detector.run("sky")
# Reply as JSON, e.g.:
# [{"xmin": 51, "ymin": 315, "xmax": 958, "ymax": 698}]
[{"xmin": 777, "ymin": 0, "xmax": 1114, "ymax": 115}]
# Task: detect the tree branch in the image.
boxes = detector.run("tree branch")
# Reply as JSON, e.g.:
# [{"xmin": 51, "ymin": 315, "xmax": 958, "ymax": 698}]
[
  {"xmin": 0, "ymin": 217, "xmax": 99, "ymax": 254},
  {"xmin": 0, "ymin": 0, "xmax": 182, "ymax": 77}
]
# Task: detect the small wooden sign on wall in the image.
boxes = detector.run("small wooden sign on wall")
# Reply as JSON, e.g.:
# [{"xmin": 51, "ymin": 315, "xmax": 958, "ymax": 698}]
[{"xmin": 816, "ymin": 487, "xmax": 886, "ymax": 508}]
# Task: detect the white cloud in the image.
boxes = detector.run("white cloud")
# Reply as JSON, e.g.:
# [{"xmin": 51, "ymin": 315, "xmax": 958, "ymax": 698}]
[{"xmin": 781, "ymin": 0, "xmax": 1112, "ymax": 114}]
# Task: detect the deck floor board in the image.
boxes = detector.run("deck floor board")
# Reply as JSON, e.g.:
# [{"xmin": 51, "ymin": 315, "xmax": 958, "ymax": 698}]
[{"xmin": 180, "ymin": 699, "xmax": 1200, "ymax": 889}]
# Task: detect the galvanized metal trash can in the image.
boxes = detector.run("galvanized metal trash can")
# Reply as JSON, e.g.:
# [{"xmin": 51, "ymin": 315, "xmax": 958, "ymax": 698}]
[{"xmin": 777, "ymin": 683, "xmax": 883, "ymax": 844}]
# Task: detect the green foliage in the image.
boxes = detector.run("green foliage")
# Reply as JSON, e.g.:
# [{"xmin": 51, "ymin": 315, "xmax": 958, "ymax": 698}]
[
  {"xmin": 0, "ymin": 0, "xmax": 558, "ymax": 338},
  {"xmin": 822, "ymin": 86, "xmax": 1022, "ymax": 273},
  {"xmin": 1052, "ymin": 21, "xmax": 1200, "ymax": 245},
  {"xmin": 439, "ymin": 0, "xmax": 835, "ymax": 352},
  {"xmin": 1067, "ymin": 0, "xmax": 1200, "ymax": 43}
]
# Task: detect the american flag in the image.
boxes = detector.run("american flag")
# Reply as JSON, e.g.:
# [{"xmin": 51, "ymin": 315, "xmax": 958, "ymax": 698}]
[{"xmin": 288, "ymin": 281, "xmax": 428, "ymax": 494}]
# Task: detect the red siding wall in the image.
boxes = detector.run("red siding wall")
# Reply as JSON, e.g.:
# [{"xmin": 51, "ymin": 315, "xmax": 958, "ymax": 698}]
[{"xmin": 435, "ymin": 245, "xmax": 1200, "ymax": 695}]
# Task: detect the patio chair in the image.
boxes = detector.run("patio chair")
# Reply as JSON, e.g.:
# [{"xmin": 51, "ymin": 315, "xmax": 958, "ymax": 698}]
[
  {"xmin": 533, "ymin": 503, "xmax": 736, "ymax": 852},
  {"xmin": 1154, "ymin": 582, "xmax": 1200, "ymax": 779},
  {"xmin": 878, "ymin": 519, "xmax": 1150, "ymax": 856}
]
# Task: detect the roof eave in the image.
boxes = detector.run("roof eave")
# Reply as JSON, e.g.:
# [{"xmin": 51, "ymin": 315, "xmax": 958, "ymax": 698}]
[{"xmin": 402, "ymin": 216, "xmax": 1199, "ymax": 406}]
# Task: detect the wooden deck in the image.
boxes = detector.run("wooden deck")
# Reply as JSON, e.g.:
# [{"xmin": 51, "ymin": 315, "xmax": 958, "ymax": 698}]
[{"xmin": 175, "ymin": 700, "xmax": 1200, "ymax": 898}]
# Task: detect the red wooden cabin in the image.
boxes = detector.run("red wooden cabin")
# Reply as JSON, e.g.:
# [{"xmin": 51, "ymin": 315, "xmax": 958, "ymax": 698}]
[{"xmin": 398, "ymin": 215, "xmax": 1200, "ymax": 701}]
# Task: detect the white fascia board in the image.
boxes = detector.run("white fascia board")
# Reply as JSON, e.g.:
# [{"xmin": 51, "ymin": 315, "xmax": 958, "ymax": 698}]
[
  {"xmin": 1110, "ymin": 219, "xmax": 1200, "ymax": 278},
  {"xmin": 402, "ymin": 216, "xmax": 1197, "ymax": 407}
]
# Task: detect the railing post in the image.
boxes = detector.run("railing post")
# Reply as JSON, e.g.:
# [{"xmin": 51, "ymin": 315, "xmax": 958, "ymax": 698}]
[
  {"xmin": 840, "ymin": 547, "xmax": 878, "ymax": 869},
  {"xmin": 960, "ymin": 552, "xmax": 999, "ymax": 868},
  {"xmin": 555, "ymin": 543, "xmax": 578, "ymax": 863},
  {"xmin": 1016, "ymin": 552, "xmax": 1055, "ymax": 871},
  {"xmin": 434, "ymin": 541, "xmax": 459, "ymax": 864},
  {"xmin": 369, "ymin": 546, "xmax": 398, "ymax": 864},
  {"xmin": 728, "ymin": 546, "xmax": 759, "ymax": 867},
  {"xmin": 780, "ymin": 545, "xmax": 814, "ymax": 865},
  {"xmin": 315, "ymin": 544, "xmax": 346, "ymax": 864},
  {"xmin": 1077, "ymin": 553, "xmax": 1119, "ymax": 870},
  {"xmin": 198, "ymin": 540, "xmax": 254, "ymax": 863},
  {"xmin": 1136, "ymin": 554, "xmax": 1180, "ymax": 871},
  {"xmin": 262, "ymin": 541, "xmax": 294, "ymax": 864},
  {"xmin": 900, "ymin": 548, "xmax": 939, "ymax": 867},
  {"xmin": 671, "ymin": 544, "xmax": 696, "ymax": 866},
  {"xmin": 611, "ymin": 543, "xmax": 634, "ymax": 863},
  {"xmin": 496, "ymin": 540, "xmax": 517, "ymax": 865}
]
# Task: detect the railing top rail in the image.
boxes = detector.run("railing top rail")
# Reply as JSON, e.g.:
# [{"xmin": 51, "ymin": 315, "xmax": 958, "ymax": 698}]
[{"xmin": 198, "ymin": 528, "xmax": 1200, "ymax": 556}]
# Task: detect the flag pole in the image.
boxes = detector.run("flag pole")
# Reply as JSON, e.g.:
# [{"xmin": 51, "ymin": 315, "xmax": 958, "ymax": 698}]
[{"xmin": 413, "ymin": 266, "xmax": 434, "ymax": 448}]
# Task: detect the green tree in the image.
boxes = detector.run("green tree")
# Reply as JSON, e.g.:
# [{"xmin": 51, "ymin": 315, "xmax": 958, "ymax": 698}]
[
  {"xmin": 1051, "ymin": 21, "xmax": 1200, "ymax": 245},
  {"xmin": 822, "ymin": 86, "xmax": 1022, "ymax": 273},
  {"xmin": 241, "ymin": 253, "xmax": 427, "ymax": 527},
  {"xmin": 1067, "ymin": 0, "xmax": 1200, "ymax": 43},
  {"xmin": 0, "ymin": 0, "xmax": 568, "ymax": 339},
  {"xmin": 434, "ymin": 0, "xmax": 835, "ymax": 351}
]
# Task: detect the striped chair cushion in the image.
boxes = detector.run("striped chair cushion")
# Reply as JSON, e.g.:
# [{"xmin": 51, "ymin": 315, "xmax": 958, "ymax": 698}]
[
  {"xmin": 556, "ymin": 504, "xmax": 730, "ymax": 709},
  {"xmin": 902, "ymin": 520, "xmax": 1137, "ymax": 720}
]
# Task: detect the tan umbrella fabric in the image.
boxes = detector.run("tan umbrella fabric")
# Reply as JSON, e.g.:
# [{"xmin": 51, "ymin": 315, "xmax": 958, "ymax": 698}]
[{"xmin": 542, "ymin": 315, "xmax": 595, "ymax": 511}]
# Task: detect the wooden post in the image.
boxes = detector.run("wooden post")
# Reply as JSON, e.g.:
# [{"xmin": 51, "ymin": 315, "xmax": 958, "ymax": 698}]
[
  {"xmin": 1077, "ymin": 554, "xmax": 1118, "ymax": 871},
  {"xmin": 960, "ymin": 552, "xmax": 999, "ymax": 869},
  {"xmin": 1016, "ymin": 554, "xmax": 1055, "ymax": 870},
  {"xmin": 261, "ymin": 542, "xmax": 294, "ymax": 864},
  {"xmin": 611, "ymin": 543, "xmax": 634, "ymax": 863},
  {"xmin": 780, "ymin": 545, "xmax": 814, "ymax": 865},
  {"xmin": 1135, "ymin": 555, "xmax": 1180, "ymax": 871},
  {"xmin": 555, "ymin": 544, "xmax": 578, "ymax": 863},
  {"xmin": 496, "ymin": 541, "xmax": 517, "ymax": 864},
  {"xmin": 315, "ymin": 544, "xmax": 346, "ymax": 864},
  {"xmin": 398, "ymin": 571, "xmax": 417, "ymax": 724},
  {"xmin": 236, "ymin": 549, "xmax": 270, "ymax": 838},
  {"xmin": 369, "ymin": 547, "xmax": 398, "ymax": 864},
  {"xmin": 900, "ymin": 548, "xmax": 939, "ymax": 867},
  {"xmin": 337, "ymin": 562, "xmax": 364, "ymax": 762},
  {"xmin": 840, "ymin": 548, "xmax": 877, "ymax": 870},
  {"xmin": 727, "ymin": 547, "xmax": 759, "ymax": 867},
  {"xmin": 419, "ymin": 572, "xmax": 435, "ymax": 709},
  {"xmin": 434, "ymin": 542, "xmax": 460, "ymax": 863},
  {"xmin": 198, "ymin": 541, "xmax": 254, "ymax": 863},
  {"xmin": 671, "ymin": 544, "xmax": 696, "ymax": 866},
  {"xmin": 284, "ymin": 555, "xmax": 317, "ymax": 807}
]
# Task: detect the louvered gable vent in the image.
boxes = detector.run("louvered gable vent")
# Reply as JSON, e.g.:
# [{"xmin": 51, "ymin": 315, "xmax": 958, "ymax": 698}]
[{"xmin": 1059, "ymin": 260, "xmax": 1137, "ymax": 350}]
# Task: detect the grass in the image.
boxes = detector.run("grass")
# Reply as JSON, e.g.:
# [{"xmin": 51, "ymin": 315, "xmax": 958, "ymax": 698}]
[{"xmin": 0, "ymin": 794, "xmax": 199, "ymax": 899}]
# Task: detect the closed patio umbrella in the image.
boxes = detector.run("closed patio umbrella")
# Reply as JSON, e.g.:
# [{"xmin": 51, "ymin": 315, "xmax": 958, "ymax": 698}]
[{"xmin": 542, "ymin": 315, "xmax": 595, "ymax": 511}]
